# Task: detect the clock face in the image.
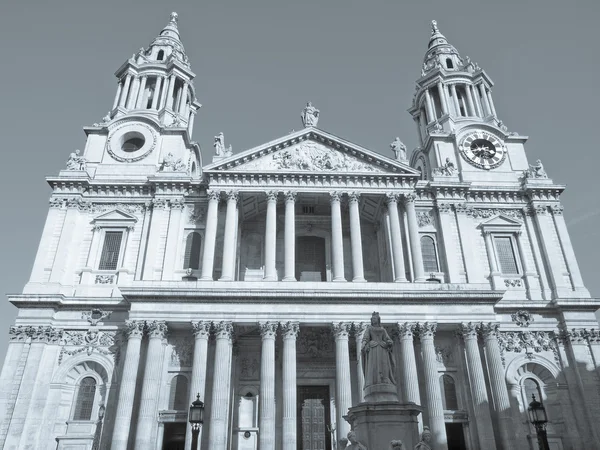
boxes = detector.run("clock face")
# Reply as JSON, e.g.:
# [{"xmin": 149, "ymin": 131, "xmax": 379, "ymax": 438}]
[{"xmin": 459, "ymin": 131, "xmax": 506, "ymax": 170}]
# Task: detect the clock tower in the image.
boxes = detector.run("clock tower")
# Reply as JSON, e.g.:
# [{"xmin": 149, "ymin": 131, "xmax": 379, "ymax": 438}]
[{"xmin": 408, "ymin": 20, "xmax": 530, "ymax": 184}]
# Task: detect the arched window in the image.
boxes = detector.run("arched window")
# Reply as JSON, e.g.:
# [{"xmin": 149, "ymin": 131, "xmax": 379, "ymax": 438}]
[
  {"xmin": 441, "ymin": 374, "xmax": 459, "ymax": 410},
  {"xmin": 446, "ymin": 58, "xmax": 454, "ymax": 69},
  {"xmin": 73, "ymin": 377, "xmax": 97, "ymax": 420},
  {"xmin": 157, "ymin": 50, "xmax": 164, "ymax": 61},
  {"xmin": 523, "ymin": 377, "xmax": 543, "ymax": 405},
  {"xmin": 420, "ymin": 236, "xmax": 439, "ymax": 272},
  {"xmin": 183, "ymin": 232, "xmax": 202, "ymax": 270},
  {"xmin": 169, "ymin": 375, "xmax": 189, "ymax": 410}
]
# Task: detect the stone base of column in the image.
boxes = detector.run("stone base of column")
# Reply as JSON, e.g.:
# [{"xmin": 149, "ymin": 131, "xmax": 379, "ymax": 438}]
[
  {"xmin": 199, "ymin": 276, "xmax": 213, "ymax": 281},
  {"xmin": 352, "ymin": 277, "xmax": 367, "ymax": 282},
  {"xmin": 332, "ymin": 277, "xmax": 347, "ymax": 282},
  {"xmin": 263, "ymin": 275, "xmax": 278, "ymax": 281},
  {"xmin": 282, "ymin": 276, "xmax": 296, "ymax": 281},
  {"xmin": 345, "ymin": 402, "xmax": 422, "ymax": 449}
]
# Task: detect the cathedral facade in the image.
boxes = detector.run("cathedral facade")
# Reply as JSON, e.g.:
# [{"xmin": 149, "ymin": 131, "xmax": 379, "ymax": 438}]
[{"xmin": 0, "ymin": 13, "xmax": 599, "ymax": 450}]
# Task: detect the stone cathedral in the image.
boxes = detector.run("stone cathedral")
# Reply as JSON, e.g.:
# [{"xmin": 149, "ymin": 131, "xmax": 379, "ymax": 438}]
[{"xmin": 1, "ymin": 12, "xmax": 599, "ymax": 450}]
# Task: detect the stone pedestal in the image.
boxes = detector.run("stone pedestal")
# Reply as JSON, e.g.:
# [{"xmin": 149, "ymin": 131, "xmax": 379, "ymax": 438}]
[{"xmin": 345, "ymin": 402, "xmax": 422, "ymax": 450}]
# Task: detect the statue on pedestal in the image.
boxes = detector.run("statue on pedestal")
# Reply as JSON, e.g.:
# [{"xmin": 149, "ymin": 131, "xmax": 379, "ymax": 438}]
[
  {"xmin": 66, "ymin": 149, "xmax": 87, "ymax": 171},
  {"xmin": 525, "ymin": 159, "xmax": 548, "ymax": 179},
  {"xmin": 361, "ymin": 312, "xmax": 396, "ymax": 390},
  {"xmin": 390, "ymin": 137, "xmax": 407, "ymax": 161},
  {"xmin": 414, "ymin": 426, "xmax": 432, "ymax": 450},
  {"xmin": 214, "ymin": 132, "xmax": 225, "ymax": 156},
  {"xmin": 301, "ymin": 101, "xmax": 320, "ymax": 127}
]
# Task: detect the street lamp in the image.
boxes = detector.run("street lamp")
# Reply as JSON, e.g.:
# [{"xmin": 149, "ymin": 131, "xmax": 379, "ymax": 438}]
[
  {"xmin": 188, "ymin": 393, "xmax": 204, "ymax": 450},
  {"xmin": 527, "ymin": 394, "xmax": 550, "ymax": 450}
]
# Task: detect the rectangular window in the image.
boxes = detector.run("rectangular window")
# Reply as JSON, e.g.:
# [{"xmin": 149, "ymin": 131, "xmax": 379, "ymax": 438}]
[
  {"xmin": 302, "ymin": 205, "xmax": 315, "ymax": 215},
  {"xmin": 494, "ymin": 236, "xmax": 519, "ymax": 274},
  {"xmin": 98, "ymin": 231, "xmax": 123, "ymax": 270}
]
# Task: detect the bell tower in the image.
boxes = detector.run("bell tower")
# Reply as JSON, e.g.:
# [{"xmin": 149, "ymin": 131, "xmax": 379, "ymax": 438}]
[
  {"xmin": 78, "ymin": 12, "xmax": 202, "ymax": 180},
  {"xmin": 408, "ymin": 21, "xmax": 530, "ymax": 184}
]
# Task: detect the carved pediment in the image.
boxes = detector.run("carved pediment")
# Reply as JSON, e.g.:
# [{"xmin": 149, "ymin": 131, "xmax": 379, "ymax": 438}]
[
  {"xmin": 204, "ymin": 129, "xmax": 420, "ymax": 176},
  {"xmin": 91, "ymin": 209, "xmax": 138, "ymax": 227},
  {"xmin": 479, "ymin": 214, "xmax": 523, "ymax": 233}
]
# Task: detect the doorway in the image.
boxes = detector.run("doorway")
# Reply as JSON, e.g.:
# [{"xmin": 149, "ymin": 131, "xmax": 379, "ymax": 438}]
[
  {"xmin": 297, "ymin": 386, "xmax": 332, "ymax": 450},
  {"xmin": 296, "ymin": 236, "xmax": 327, "ymax": 281},
  {"xmin": 445, "ymin": 423, "xmax": 467, "ymax": 450},
  {"xmin": 162, "ymin": 423, "xmax": 186, "ymax": 450}
]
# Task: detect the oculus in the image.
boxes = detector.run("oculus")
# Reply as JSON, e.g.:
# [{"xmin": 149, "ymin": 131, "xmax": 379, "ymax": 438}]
[
  {"xmin": 459, "ymin": 131, "xmax": 506, "ymax": 170},
  {"xmin": 107, "ymin": 123, "xmax": 157, "ymax": 162}
]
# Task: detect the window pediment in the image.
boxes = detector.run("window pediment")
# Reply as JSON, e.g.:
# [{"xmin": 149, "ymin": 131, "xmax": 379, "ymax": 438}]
[
  {"xmin": 479, "ymin": 214, "xmax": 522, "ymax": 234},
  {"xmin": 91, "ymin": 209, "xmax": 138, "ymax": 228}
]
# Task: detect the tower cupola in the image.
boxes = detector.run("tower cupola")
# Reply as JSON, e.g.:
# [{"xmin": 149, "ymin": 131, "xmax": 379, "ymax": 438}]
[
  {"xmin": 105, "ymin": 12, "xmax": 201, "ymax": 133},
  {"xmin": 409, "ymin": 20, "xmax": 502, "ymax": 146}
]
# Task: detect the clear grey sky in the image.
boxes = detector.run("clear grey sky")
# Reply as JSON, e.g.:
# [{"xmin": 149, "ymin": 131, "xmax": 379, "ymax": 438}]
[{"xmin": 0, "ymin": 0, "xmax": 599, "ymax": 363}]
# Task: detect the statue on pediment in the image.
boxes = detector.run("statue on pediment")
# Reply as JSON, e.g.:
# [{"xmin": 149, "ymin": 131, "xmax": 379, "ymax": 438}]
[
  {"xmin": 301, "ymin": 102, "xmax": 320, "ymax": 127},
  {"xmin": 66, "ymin": 149, "xmax": 87, "ymax": 171},
  {"xmin": 525, "ymin": 159, "xmax": 548, "ymax": 179},
  {"xmin": 214, "ymin": 132, "xmax": 232, "ymax": 157},
  {"xmin": 390, "ymin": 137, "xmax": 407, "ymax": 161}
]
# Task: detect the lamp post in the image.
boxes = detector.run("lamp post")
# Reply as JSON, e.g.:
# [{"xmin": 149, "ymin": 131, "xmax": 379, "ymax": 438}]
[
  {"xmin": 527, "ymin": 394, "xmax": 550, "ymax": 450},
  {"xmin": 188, "ymin": 393, "xmax": 205, "ymax": 450}
]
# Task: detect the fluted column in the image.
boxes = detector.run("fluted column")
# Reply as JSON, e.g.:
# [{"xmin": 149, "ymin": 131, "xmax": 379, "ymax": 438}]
[
  {"xmin": 111, "ymin": 321, "xmax": 145, "ymax": 450},
  {"xmin": 179, "ymin": 82, "xmax": 189, "ymax": 115},
  {"xmin": 281, "ymin": 322, "xmax": 299, "ymax": 450},
  {"xmin": 220, "ymin": 191, "xmax": 239, "ymax": 281},
  {"xmin": 151, "ymin": 76, "xmax": 163, "ymax": 110},
  {"xmin": 418, "ymin": 322, "xmax": 447, "ymax": 450},
  {"xmin": 464, "ymin": 84, "xmax": 476, "ymax": 116},
  {"xmin": 332, "ymin": 322, "xmax": 352, "ymax": 441},
  {"xmin": 397, "ymin": 323, "xmax": 422, "ymax": 407},
  {"xmin": 135, "ymin": 76, "xmax": 148, "ymax": 109},
  {"xmin": 450, "ymin": 84, "xmax": 460, "ymax": 116},
  {"xmin": 385, "ymin": 194, "xmax": 407, "ymax": 282},
  {"xmin": 113, "ymin": 79, "xmax": 123, "ymax": 109},
  {"xmin": 487, "ymin": 90, "xmax": 497, "ymax": 117},
  {"xmin": 437, "ymin": 82, "xmax": 449, "ymax": 116},
  {"xmin": 478, "ymin": 83, "xmax": 491, "ymax": 116},
  {"xmin": 165, "ymin": 74, "xmax": 176, "ymax": 110},
  {"xmin": 283, "ymin": 192, "xmax": 296, "ymax": 281},
  {"xmin": 264, "ymin": 191, "xmax": 278, "ymax": 281},
  {"xmin": 126, "ymin": 77, "xmax": 139, "ymax": 109},
  {"xmin": 184, "ymin": 322, "xmax": 211, "ymax": 449},
  {"xmin": 348, "ymin": 192, "xmax": 366, "ymax": 282},
  {"xmin": 424, "ymin": 89, "xmax": 435, "ymax": 123},
  {"xmin": 200, "ymin": 190, "xmax": 220, "ymax": 281},
  {"xmin": 208, "ymin": 322, "xmax": 234, "ymax": 450},
  {"xmin": 134, "ymin": 321, "xmax": 168, "ymax": 449},
  {"xmin": 481, "ymin": 323, "xmax": 513, "ymax": 450},
  {"xmin": 330, "ymin": 192, "xmax": 346, "ymax": 282},
  {"xmin": 404, "ymin": 193, "xmax": 425, "ymax": 281},
  {"xmin": 469, "ymin": 85, "xmax": 482, "ymax": 117},
  {"xmin": 259, "ymin": 322, "xmax": 277, "ymax": 450},
  {"xmin": 459, "ymin": 323, "xmax": 496, "ymax": 450},
  {"xmin": 119, "ymin": 74, "xmax": 132, "ymax": 108},
  {"xmin": 354, "ymin": 322, "xmax": 367, "ymax": 402}
]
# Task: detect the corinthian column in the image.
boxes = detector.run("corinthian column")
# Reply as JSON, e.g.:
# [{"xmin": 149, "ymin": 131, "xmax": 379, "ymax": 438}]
[
  {"xmin": 330, "ymin": 192, "xmax": 346, "ymax": 281},
  {"xmin": 134, "ymin": 321, "xmax": 168, "ymax": 450},
  {"xmin": 208, "ymin": 322, "xmax": 234, "ymax": 450},
  {"xmin": 458, "ymin": 323, "xmax": 496, "ymax": 450},
  {"xmin": 264, "ymin": 191, "xmax": 278, "ymax": 281},
  {"xmin": 354, "ymin": 322, "xmax": 367, "ymax": 402},
  {"xmin": 281, "ymin": 322, "xmax": 299, "ymax": 450},
  {"xmin": 480, "ymin": 323, "xmax": 513, "ymax": 450},
  {"xmin": 200, "ymin": 190, "xmax": 220, "ymax": 281},
  {"xmin": 385, "ymin": 193, "xmax": 407, "ymax": 282},
  {"xmin": 404, "ymin": 193, "xmax": 425, "ymax": 281},
  {"xmin": 332, "ymin": 322, "xmax": 352, "ymax": 441},
  {"xmin": 259, "ymin": 322, "xmax": 278, "ymax": 450},
  {"xmin": 348, "ymin": 192, "xmax": 366, "ymax": 282},
  {"xmin": 111, "ymin": 321, "xmax": 145, "ymax": 450},
  {"xmin": 220, "ymin": 191, "xmax": 239, "ymax": 281},
  {"xmin": 397, "ymin": 323, "xmax": 421, "ymax": 408},
  {"xmin": 283, "ymin": 192, "xmax": 297, "ymax": 281},
  {"xmin": 417, "ymin": 322, "xmax": 447, "ymax": 450},
  {"xmin": 184, "ymin": 321, "xmax": 211, "ymax": 449}
]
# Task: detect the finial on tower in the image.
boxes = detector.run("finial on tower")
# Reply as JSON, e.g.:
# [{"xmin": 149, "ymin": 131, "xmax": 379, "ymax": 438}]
[
  {"xmin": 431, "ymin": 20, "xmax": 439, "ymax": 35},
  {"xmin": 170, "ymin": 12, "xmax": 178, "ymax": 24}
]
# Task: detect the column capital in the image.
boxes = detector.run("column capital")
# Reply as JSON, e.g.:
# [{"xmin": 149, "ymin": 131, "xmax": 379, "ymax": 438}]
[
  {"xmin": 348, "ymin": 191, "xmax": 361, "ymax": 204},
  {"xmin": 353, "ymin": 322, "xmax": 367, "ymax": 337},
  {"xmin": 437, "ymin": 202, "xmax": 453, "ymax": 214},
  {"xmin": 480, "ymin": 322, "xmax": 500, "ymax": 341},
  {"xmin": 125, "ymin": 320, "xmax": 145, "ymax": 339},
  {"xmin": 329, "ymin": 191, "xmax": 342, "ymax": 203},
  {"xmin": 191, "ymin": 321, "xmax": 211, "ymax": 339},
  {"xmin": 403, "ymin": 192, "xmax": 417, "ymax": 204},
  {"xmin": 332, "ymin": 322, "xmax": 351, "ymax": 339},
  {"xmin": 259, "ymin": 321, "xmax": 279, "ymax": 339},
  {"xmin": 457, "ymin": 322, "xmax": 479, "ymax": 340},
  {"xmin": 147, "ymin": 320, "xmax": 168, "ymax": 339},
  {"xmin": 550, "ymin": 204, "xmax": 564, "ymax": 216},
  {"xmin": 214, "ymin": 321, "xmax": 234, "ymax": 340},
  {"xmin": 207, "ymin": 190, "xmax": 221, "ymax": 202},
  {"xmin": 385, "ymin": 192, "xmax": 400, "ymax": 205},
  {"xmin": 281, "ymin": 321, "xmax": 300, "ymax": 339},
  {"xmin": 284, "ymin": 191, "xmax": 297, "ymax": 203},
  {"xmin": 265, "ymin": 191, "xmax": 279, "ymax": 203},
  {"xmin": 225, "ymin": 190, "xmax": 240, "ymax": 203},
  {"xmin": 417, "ymin": 322, "xmax": 437, "ymax": 340},
  {"xmin": 397, "ymin": 322, "xmax": 417, "ymax": 340}
]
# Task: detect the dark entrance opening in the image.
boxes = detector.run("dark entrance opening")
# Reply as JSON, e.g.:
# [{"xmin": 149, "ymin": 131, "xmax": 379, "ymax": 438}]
[
  {"xmin": 445, "ymin": 423, "xmax": 467, "ymax": 450},
  {"xmin": 296, "ymin": 236, "xmax": 326, "ymax": 281},
  {"xmin": 297, "ymin": 385, "xmax": 332, "ymax": 450},
  {"xmin": 162, "ymin": 423, "xmax": 186, "ymax": 450}
]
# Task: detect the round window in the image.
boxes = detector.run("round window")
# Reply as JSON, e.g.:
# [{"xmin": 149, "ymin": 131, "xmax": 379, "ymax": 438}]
[{"xmin": 121, "ymin": 132, "xmax": 146, "ymax": 153}]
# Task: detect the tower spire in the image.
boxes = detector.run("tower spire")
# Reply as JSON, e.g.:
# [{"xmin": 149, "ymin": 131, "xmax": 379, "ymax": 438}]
[{"xmin": 421, "ymin": 19, "xmax": 463, "ymax": 76}]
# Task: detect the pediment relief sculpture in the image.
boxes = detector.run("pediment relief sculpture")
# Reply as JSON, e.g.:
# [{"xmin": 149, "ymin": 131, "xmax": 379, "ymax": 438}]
[{"xmin": 231, "ymin": 141, "xmax": 385, "ymax": 173}]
